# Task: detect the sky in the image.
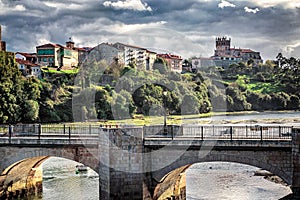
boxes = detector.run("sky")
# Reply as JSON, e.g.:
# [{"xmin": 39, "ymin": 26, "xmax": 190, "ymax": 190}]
[{"xmin": 0, "ymin": 0, "xmax": 299, "ymax": 61}]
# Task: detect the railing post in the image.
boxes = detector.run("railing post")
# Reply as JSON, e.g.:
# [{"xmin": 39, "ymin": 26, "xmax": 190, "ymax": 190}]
[
  {"xmin": 260, "ymin": 126, "xmax": 263, "ymax": 141},
  {"xmin": 230, "ymin": 126, "xmax": 233, "ymax": 141},
  {"xmin": 69, "ymin": 126, "xmax": 71, "ymax": 141},
  {"xmin": 89, "ymin": 124, "xmax": 92, "ymax": 135},
  {"xmin": 279, "ymin": 126, "xmax": 281, "ymax": 137},
  {"xmin": 246, "ymin": 125, "xmax": 248, "ymax": 138},
  {"xmin": 38, "ymin": 124, "xmax": 41, "ymax": 140},
  {"xmin": 63, "ymin": 124, "xmax": 66, "ymax": 135},
  {"xmin": 171, "ymin": 125, "xmax": 174, "ymax": 140},
  {"xmin": 8, "ymin": 125, "xmax": 12, "ymax": 144},
  {"xmin": 201, "ymin": 126, "xmax": 204, "ymax": 140}
]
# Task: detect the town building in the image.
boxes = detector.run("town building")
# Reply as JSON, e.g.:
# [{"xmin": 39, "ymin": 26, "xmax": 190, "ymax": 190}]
[
  {"xmin": 15, "ymin": 52, "xmax": 41, "ymax": 78},
  {"xmin": 0, "ymin": 25, "xmax": 6, "ymax": 51},
  {"xmin": 157, "ymin": 53, "xmax": 183, "ymax": 73},
  {"xmin": 36, "ymin": 39, "xmax": 90, "ymax": 68},
  {"xmin": 112, "ymin": 42, "xmax": 157, "ymax": 70},
  {"xmin": 16, "ymin": 58, "xmax": 41, "ymax": 78},
  {"xmin": 92, "ymin": 43, "xmax": 124, "ymax": 65},
  {"xmin": 192, "ymin": 36, "xmax": 263, "ymax": 70}
]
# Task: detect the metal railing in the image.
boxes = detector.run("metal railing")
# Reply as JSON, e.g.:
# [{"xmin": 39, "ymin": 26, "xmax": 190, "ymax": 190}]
[
  {"xmin": 0, "ymin": 124, "xmax": 102, "ymax": 144},
  {"xmin": 0, "ymin": 124, "xmax": 294, "ymax": 144},
  {"xmin": 143, "ymin": 125, "xmax": 293, "ymax": 141}
]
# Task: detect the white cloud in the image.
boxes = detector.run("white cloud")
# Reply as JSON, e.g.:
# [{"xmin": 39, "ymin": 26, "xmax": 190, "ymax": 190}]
[
  {"xmin": 244, "ymin": 7, "xmax": 260, "ymax": 13},
  {"xmin": 282, "ymin": 42, "xmax": 300, "ymax": 54},
  {"xmin": 103, "ymin": 0, "xmax": 152, "ymax": 11},
  {"xmin": 0, "ymin": 3, "xmax": 26, "ymax": 14},
  {"xmin": 44, "ymin": 2, "xmax": 82, "ymax": 10},
  {"xmin": 249, "ymin": 0, "xmax": 300, "ymax": 9},
  {"xmin": 218, "ymin": 0, "xmax": 236, "ymax": 9},
  {"xmin": 14, "ymin": 5, "xmax": 26, "ymax": 11}
]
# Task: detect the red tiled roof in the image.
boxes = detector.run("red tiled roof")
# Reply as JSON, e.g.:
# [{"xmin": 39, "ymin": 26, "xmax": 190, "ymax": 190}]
[
  {"xmin": 36, "ymin": 43, "xmax": 61, "ymax": 48},
  {"xmin": 16, "ymin": 52, "xmax": 36, "ymax": 58},
  {"xmin": 241, "ymin": 49, "xmax": 255, "ymax": 53},
  {"xmin": 114, "ymin": 42, "xmax": 147, "ymax": 50},
  {"xmin": 16, "ymin": 58, "xmax": 38, "ymax": 67},
  {"xmin": 157, "ymin": 53, "xmax": 182, "ymax": 60}
]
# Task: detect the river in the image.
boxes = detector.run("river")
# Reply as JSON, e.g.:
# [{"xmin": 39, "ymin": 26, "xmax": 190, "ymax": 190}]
[
  {"xmin": 33, "ymin": 111, "xmax": 299, "ymax": 199},
  {"xmin": 36, "ymin": 158, "xmax": 292, "ymax": 200}
]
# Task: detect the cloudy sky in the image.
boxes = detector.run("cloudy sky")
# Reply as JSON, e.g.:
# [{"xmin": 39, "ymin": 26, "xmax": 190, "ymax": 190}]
[{"xmin": 0, "ymin": 0, "xmax": 299, "ymax": 60}]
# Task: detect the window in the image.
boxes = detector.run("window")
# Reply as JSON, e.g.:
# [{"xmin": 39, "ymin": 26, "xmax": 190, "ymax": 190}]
[
  {"xmin": 37, "ymin": 49, "xmax": 54, "ymax": 55},
  {"xmin": 43, "ymin": 58, "xmax": 47, "ymax": 62}
]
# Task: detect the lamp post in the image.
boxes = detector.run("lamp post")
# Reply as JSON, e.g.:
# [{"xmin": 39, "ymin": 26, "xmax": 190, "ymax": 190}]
[{"xmin": 163, "ymin": 91, "xmax": 167, "ymax": 135}]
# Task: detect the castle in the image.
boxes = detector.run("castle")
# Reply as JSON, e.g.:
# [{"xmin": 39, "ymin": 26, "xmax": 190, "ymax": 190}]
[
  {"xmin": 192, "ymin": 36, "xmax": 263, "ymax": 70},
  {"xmin": 213, "ymin": 36, "xmax": 262, "ymax": 63}
]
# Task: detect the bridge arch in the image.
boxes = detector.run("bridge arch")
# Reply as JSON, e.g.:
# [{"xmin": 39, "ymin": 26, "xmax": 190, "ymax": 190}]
[
  {"xmin": 0, "ymin": 146, "xmax": 99, "ymax": 173},
  {"xmin": 151, "ymin": 151, "xmax": 292, "ymax": 199},
  {"xmin": 153, "ymin": 152, "xmax": 292, "ymax": 186}
]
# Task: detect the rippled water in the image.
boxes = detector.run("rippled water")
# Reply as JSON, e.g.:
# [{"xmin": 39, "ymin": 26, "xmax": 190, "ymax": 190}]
[{"xmin": 38, "ymin": 157, "xmax": 99, "ymax": 200}]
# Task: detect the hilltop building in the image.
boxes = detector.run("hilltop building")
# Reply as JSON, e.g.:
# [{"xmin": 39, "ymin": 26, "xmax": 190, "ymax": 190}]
[
  {"xmin": 112, "ymin": 42, "xmax": 157, "ymax": 71},
  {"xmin": 0, "ymin": 25, "xmax": 6, "ymax": 51},
  {"xmin": 192, "ymin": 36, "xmax": 263, "ymax": 70},
  {"xmin": 92, "ymin": 43, "xmax": 124, "ymax": 65},
  {"xmin": 157, "ymin": 53, "xmax": 182, "ymax": 73},
  {"xmin": 36, "ymin": 39, "xmax": 90, "ymax": 68},
  {"xmin": 15, "ymin": 52, "xmax": 41, "ymax": 78}
]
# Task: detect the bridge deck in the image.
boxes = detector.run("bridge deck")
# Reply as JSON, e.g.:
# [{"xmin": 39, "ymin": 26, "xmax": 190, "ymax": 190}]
[{"xmin": 0, "ymin": 124, "xmax": 294, "ymax": 147}]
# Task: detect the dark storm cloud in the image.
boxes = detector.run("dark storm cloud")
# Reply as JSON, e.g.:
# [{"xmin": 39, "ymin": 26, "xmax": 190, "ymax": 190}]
[{"xmin": 0, "ymin": 0, "xmax": 299, "ymax": 60}]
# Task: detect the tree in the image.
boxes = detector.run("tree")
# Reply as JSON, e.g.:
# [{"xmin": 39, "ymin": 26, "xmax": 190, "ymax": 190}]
[
  {"xmin": 153, "ymin": 58, "xmax": 169, "ymax": 74},
  {"xmin": 0, "ymin": 52, "xmax": 25, "ymax": 123},
  {"xmin": 181, "ymin": 94, "xmax": 200, "ymax": 115}
]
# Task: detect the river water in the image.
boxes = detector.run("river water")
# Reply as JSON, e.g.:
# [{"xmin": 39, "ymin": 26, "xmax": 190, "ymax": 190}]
[
  {"xmin": 36, "ymin": 158, "xmax": 292, "ymax": 200},
  {"xmin": 33, "ymin": 111, "xmax": 299, "ymax": 199}
]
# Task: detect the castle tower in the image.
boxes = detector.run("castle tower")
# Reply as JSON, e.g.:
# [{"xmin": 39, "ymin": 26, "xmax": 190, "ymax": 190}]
[
  {"xmin": 0, "ymin": 25, "xmax": 6, "ymax": 51},
  {"xmin": 214, "ymin": 36, "xmax": 231, "ymax": 56},
  {"xmin": 66, "ymin": 37, "xmax": 75, "ymax": 49}
]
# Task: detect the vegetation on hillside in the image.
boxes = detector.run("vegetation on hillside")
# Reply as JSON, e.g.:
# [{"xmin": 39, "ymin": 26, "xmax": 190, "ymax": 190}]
[{"xmin": 0, "ymin": 52, "xmax": 299, "ymax": 124}]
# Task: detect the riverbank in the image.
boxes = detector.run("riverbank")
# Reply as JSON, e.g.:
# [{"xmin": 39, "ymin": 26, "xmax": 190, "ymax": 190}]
[
  {"xmin": 68, "ymin": 110, "xmax": 300, "ymax": 126},
  {"xmin": 254, "ymin": 169, "xmax": 288, "ymax": 186}
]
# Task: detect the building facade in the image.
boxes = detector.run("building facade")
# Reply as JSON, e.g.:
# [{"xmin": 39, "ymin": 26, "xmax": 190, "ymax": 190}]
[
  {"xmin": 112, "ymin": 43, "xmax": 159, "ymax": 71},
  {"xmin": 36, "ymin": 43, "xmax": 61, "ymax": 67},
  {"xmin": 92, "ymin": 43, "xmax": 124, "ymax": 65},
  {"xmin": 16, "ymin": 58, "xmax": 41, "ymax": 78},
  {"xmin": 157, "ymin": 53, "xmax": 183, "ymax": 73},
  {"xmin": 36, "ymin": 40, "xmax": 87, "ymax": 68}
]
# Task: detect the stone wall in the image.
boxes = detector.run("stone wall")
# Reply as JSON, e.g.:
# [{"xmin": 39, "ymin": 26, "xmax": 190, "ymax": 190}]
[{"xmin": 99, "ymin": 127, "xmax": 144, "ymax": 200}]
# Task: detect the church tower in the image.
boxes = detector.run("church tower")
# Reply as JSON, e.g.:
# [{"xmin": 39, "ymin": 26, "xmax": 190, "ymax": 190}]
[{"xmin": 214, "ymin": 36, "xmax": 231, "ymax": 57}]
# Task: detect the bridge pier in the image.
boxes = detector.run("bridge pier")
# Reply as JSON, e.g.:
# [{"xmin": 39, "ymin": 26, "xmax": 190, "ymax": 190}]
[
  {"xmin": 292, "ymin": 127, "xmax": 300, "ymax": 198},
  {"xmin": 99, "ymin": 127, "xmax": 145, "ymax": 200}
]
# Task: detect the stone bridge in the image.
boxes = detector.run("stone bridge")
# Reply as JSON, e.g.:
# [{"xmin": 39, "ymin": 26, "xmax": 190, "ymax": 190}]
[{"xmin": 0, "ymin": 124, "xmax": 299, "ymax": 199}]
